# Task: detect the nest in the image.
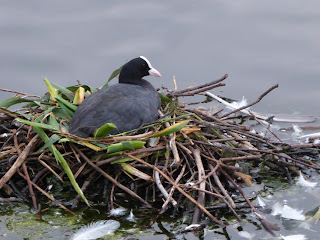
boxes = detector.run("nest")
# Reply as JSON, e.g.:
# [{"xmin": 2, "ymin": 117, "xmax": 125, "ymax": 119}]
[{"xmin": 1, "ymin": 74, "xmax": 319, "ymax": 236}]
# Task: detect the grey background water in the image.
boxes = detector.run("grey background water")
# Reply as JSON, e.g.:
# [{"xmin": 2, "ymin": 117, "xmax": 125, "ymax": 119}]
[
  {"xmin": 1, "ymin": 1, "xmax": 319, "ymax": 117},
  {"xmin": 1, "ymin": 1, "xmax": 320, "ymax": 239}
]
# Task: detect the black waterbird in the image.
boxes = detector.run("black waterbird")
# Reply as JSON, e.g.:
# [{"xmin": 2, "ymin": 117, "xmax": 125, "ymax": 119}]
[{"xmin": 69, "ymin": 56, "xmax": 161, "ymax": 137}]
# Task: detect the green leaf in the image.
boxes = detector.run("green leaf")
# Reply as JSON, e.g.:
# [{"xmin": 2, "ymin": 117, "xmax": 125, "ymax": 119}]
[
  {"xmin": 121, "ymin": 141, "xmax": 136, "ymax": 150},
  {"xmin": 101, "ymin": 65, "xmax": 123, "ymax": 89},
  {"xmin": 0, "ymin": 97, "xmax": 35, "ymax": 108},
  {"xmin": 53, "ymin": 99, "xmax": 74, "ymax": 121},
  {"xmin": 52, "ymin": 107, "xmax": 72, "ymax": 121},
  {"xmin": 37, "ymin": 134, "xmax": 61, "ymax": 152},
  {"xmin": 93, "ymin": 123, "xmax": 117, "ymax": 138},
  {"xmin": 22, "ymin": 100, "xmax": 43, "ymax": 108},
  {"xmin": 16, "ymin": 118, "xmax": 58, "ymax": 131},
  {"xmin": 107, "ymin": 140, "xmax": 145, "ymax": 154},
  {"xmin": 159, "ymin": 93, "xmax": 172, "ymax": 103},
  {"xmin": 150, "ymin": 120, "xmax": 190, "ymax": 137},
  {"xmin": 48, "ymin": 114, "xmax": 60, "ymax": 131}
]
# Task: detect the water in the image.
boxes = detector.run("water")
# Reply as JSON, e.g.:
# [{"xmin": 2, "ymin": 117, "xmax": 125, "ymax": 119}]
[
  {"xmin": 1, "ymin": 1, "xmax": 320, "ymax": 116},
  {"xmin": 1, "ymin": 1, "xmax": 320, "ymax": 239}
]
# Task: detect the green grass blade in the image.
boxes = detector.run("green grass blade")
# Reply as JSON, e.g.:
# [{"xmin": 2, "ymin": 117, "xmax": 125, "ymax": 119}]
[
  {"xmin": 150, "ymin": 119, "xmax": 190, "ymax": 137},
  {"xmin": 101, "ymin": 65, "xmax": 123, "ymax": 89},
  {"xmin": 48, "ymin": 114, "xmax": 60, "ymax": 130},
  {"xmin": 53, "ymin": 99, "xmax": 74, "ymax": 121},
  {"xmin": 44, "ymin": 78, "xmax": 58, "ymax": 101},
  {"xmin": 93, "ymin": 123, "xmax": 117, "ymax": 138},
  {"xmin": 0, "ymin": 97, "xmax": 35, "ymax": 108},
  {"xmin": 16, "ymin": 118, "xmax": 58, "ymax": 131},
  {"xmin": 37, "ymin": 134, "xmax": 61, "ymax": 152},
  {"xmin": 51, "ymin": 83, "xmax": 74, "ymax": 101},
  {"xmin": 52, "ymin": 107, "xmax": 72, "ymax": 121},
  {"xmin": 54, "ymin": 95, "xmax": 77, "ymax": 111}
]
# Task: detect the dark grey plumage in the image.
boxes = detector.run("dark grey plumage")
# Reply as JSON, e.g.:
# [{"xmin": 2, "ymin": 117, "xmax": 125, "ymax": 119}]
[{"xmin": 68, "ymin": 56, "xmax": 161, "ymax": 137}]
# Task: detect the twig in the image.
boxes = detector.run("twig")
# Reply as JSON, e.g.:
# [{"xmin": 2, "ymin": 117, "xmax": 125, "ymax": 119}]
[
  {"xmin": 220, "ymin": 84, "xmax": 278, "ymax": 118},
  {"xmin": 241, "ymin": 148, "xmax": 320, "ymax": 170},
  {"xmin": 212, "ymin": 169, "xmax": 236, "ymax": 209},
  {"xmin": 190, "ymin": 147, "xmax": 206, "ymax": 224},
  {"xmin": 73, "ymin": 144, "xmax": 153, "ymax": 208},
  {"xmin": 155, "ymin": 171, "xmax": 177, "ymax": 207},
  {"xmin": 17, "ymin": 169, "xmax": 75, "ymax": 215},
  {"xmin": 221, "ymin": 168, "xmax": 280, "ymax": 235},
  {"xmin": 201, "ymin": 154, "xmax": 242, "ymax": 171},
  {"xmin": 167, "ymin": 74, "xmax": 228, "ymax": 97},
  {"xmin": 220, "ymin": 154, "xmax": 261, "ymax": 162},
  {"xmin": 0, "ymin": 197, "xmax": 22, "ymax": 202},
  {"xmin": 187, "ymin": 184, "xmax": 242, "ymax": 222},
  {"xmin": 186, "ymin": 186, "xmax": 224, "ymax": 199},
  {"xmin": 38, "ymin": 159, "xmax": 64, "ymax": 183},
  {"xmin": 174, "ymin": 83, "xmax": 225, "ymax": 97},
  {"xmin": 110, "ymin": 173, "xmax": 119, "ymax": 209},
  {"xmin": 0, "ymin": 123, "xmax": 25, "ymax": 153},
  {"xmin": 0, "ymin": 135, "xmax": 40, "ymax": 189},
  {"xmin": 13, "ymin": 130, "xmax": 39, "ymax": 215},
  {"xmin": 249, "ymin": 111, "xmax": 283, "ymax": 142},
  {"xmin": 22, "ymin": 162, "xmax": 39, "ymax": 214},
  {"xmin": 161, "ymin": 164, "xmax": 186, "ymax": 212},
  {"xmin": 124, "ymin": 153, "xmax": 225, "ymax": 227},
  {"xmin": 226, "ymin": 130, "xmax": 257, "ymax": 150},
  {"xmin": 0, "ymin": 87, "xmax": 41, "ymax": 98}
]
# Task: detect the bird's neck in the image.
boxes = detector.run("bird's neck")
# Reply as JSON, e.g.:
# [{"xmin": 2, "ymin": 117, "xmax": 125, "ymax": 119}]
[
  {"xmin": 119, "ymin": 76, "xmax": 141, "ymax": 85},
  {"xmin": 119, "ymin": 78, "xmax": 154, "ymax": 90}
]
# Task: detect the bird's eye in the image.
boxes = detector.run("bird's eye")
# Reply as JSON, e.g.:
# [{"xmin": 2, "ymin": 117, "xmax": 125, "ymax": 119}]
[{"xmin": 142, "ymin": 63, "xmax": 146, "ymax": 68}]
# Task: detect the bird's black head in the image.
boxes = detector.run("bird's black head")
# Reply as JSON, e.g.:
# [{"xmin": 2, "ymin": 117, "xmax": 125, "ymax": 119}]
[{"xmin": 119, "ymin": 56, "xmax": 161, "ymax": 84}]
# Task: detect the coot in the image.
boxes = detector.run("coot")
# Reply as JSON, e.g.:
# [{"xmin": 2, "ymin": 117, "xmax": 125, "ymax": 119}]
[{"xmin": 69, "ymin": 56, "xmax": 161, "ymax": 137}]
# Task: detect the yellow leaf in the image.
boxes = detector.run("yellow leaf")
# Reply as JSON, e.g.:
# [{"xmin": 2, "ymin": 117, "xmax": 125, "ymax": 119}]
[
  {"xmin": 73, "ymin": 86, "xmax": 85, "ymax": 104},
  {"xmin": 79, "ymin": 141, "xmax": 102, "ymax": 151}
]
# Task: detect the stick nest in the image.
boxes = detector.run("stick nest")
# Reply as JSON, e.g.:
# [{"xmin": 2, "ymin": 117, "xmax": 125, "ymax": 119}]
[{"xmin": 1, "ymin": 74, "xmax": 319, "ymax": 235}]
